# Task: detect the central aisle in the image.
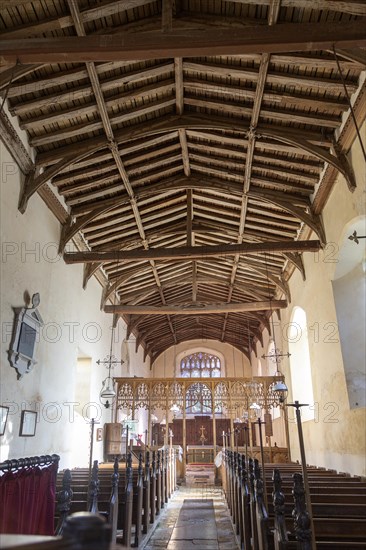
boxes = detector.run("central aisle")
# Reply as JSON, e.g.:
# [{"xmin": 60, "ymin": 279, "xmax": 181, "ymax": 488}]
[{"xmin": 140, "ymin": 485, "xmax": 240, "ymax": 550}]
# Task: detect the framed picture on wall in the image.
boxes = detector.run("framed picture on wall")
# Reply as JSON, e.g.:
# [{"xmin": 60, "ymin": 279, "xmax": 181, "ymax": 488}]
[
  {"xmin": 0, "ymin": 406, "xmax": 9, "ymax": 436},
  {"xmin": 19, "ymin": 410, "xmax": 37, "ymax": 437}
]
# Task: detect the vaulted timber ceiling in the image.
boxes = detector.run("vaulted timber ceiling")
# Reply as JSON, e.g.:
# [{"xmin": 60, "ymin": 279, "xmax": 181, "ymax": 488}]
[{"xmin": 0, "ymin": 0, "xmax": 365, "ymax": 364}]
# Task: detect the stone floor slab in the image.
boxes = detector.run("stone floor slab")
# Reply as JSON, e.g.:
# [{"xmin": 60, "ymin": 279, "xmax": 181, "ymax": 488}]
[
  {"xmin": 140, "ymin": 486, "xmax": 239, "ymax": 550},
  {"xmin": 166, "ymin": 540, "xmax": 219, "ymax": 549}
]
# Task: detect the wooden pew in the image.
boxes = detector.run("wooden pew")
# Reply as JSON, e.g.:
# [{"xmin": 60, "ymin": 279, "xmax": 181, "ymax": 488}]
[
  {"xmin": 55, "ymin": 469, "xmax": 73, "ymax": 536},
  {"xmin": 55, "ymin": 447, "xmax": 176, "ymax": 547},
  {"xmin": 270, "ymin": 466, "xmax": 366, "ymax": 549},
  {"xmin": 223, "ymin": 452, "xmax": 366, "ymax": 550},
  {"xmin": 55, "ymin": 454, "xmax": 137, "ymax": 547}
]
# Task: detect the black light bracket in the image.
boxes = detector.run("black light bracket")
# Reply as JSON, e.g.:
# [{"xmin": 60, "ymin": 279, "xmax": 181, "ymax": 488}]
[{"xmin": 348, "ymin": 230, "xmax": 366, "ymax": 244}]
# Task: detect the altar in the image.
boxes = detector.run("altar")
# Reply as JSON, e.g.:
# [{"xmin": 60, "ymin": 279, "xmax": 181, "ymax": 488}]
[{"xmin": 186, "ymin": 445, "xmax": 215, "ymax": 464}]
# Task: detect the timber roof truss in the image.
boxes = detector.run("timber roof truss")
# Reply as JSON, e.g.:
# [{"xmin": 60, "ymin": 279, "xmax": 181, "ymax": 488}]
[{"xmin": 0, "ymin": 0, "xmax": 365, "ymax": 363}]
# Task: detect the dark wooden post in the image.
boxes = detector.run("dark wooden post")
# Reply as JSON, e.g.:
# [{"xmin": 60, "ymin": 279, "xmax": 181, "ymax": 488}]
[
  {"xmin": 121, "ymin": 452, "xmax": 133, "ymax": 547},
  {"xmin": 156, "ymin": 450, "xmax": 162, "ymax": 515},
  {"xmin": 150, "ymin": 451, "xmax": 156, "ymax": 524},
  {"xmin": 132, "ymin": 452, "xmax": 144, "ymax": 547},
  {"xmin": 164, "ymin": 449, "xmax": 169, "ymax": 502},
  {"xmin": 55, "ymin": 469, "xmax": 73, "ymax": 535},
  {"xmin": 233, "ymin": 451, "xmax": 239, "ymax": 531},
  {"xmin": 160, "ymin": 449, "xmax": 165, "ymax": 509},
  {"xmin": 272, "ymin": 468, "xmax": 289, "ymax": 549},
  {"xmin": 292, "ymin": 473, "xmax": 312, "ymax": 550},
  {"xmin": 236, "ymin": 453, "xmax": 243, "ymax": 540},
  {"xmin": 88, "ymin": 460, "xmax": 99, "ymax": 514},
  {"xmin": 230, "ymin": 451, "xmax": 236, "ymax": 521},
  {"xmin": 226, "ymin": 450, "xmax": 232, "ymax": 512},
  {"xmin": 222, "ymin": 448, "xmax": 228, "ymax": 501},
  {"xmin": 249, "ymin": 458, "xmax": 259, "ymax": 550},
  {"xmin": 241, "ymin": 455, "xmax": 252, "ymax": 550},
  {"xmin": 254, "ymin": 459, "xmax": 269, "ymax": 550},
  {"xmin": 143, "ymin": 450, "xmax": 151, "ymax": 533},
  {"xmin": 109, "ymin": 457, "xmax": 119, "ymax": 543}
]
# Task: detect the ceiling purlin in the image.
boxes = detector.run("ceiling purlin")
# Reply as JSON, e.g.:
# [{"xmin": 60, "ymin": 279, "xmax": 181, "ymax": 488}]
[{"xmin": 221, "ymin": 0, "xmax": 280, "ymax": 346}]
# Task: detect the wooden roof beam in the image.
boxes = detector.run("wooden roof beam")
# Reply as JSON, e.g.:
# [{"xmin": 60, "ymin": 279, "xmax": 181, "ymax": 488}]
[
  {"xmin": 60, "ymin": 177, "xmax": 315, "ymax": 252},
  {"xmin": 185, "ymin": 60, "xmax": 358, "ymax": 93},
  {"xmin": 226, "ymin": 1, "xmax": 366, "ymax": 16},
  {"xmin": 64, "ymin": 239, "xmax": 320, "ymax": 263},
  {"xmin": 104, "ymin": 300, "xmax": 288, "ymax": 315},
  {"xmin": 0, "ymin": 63, "xmax": 44, "ymax": 91},
  {"xmin": 1, "ymin": 20, "xmax": 365, "ymax": 65},
  {"xmin": 29, "ymin": 97, "xmax": 176, "ymax": 147},
  {"xmin": 9, "ymin": 62, "xmax": 174, "ymax": 117},
  {"xmin": 103, "ymin": 271, "xmax": 269, "ymax": 308},
  {"xmin": 35, "ymin": 111, "xmax": 331, "ymax": 166},
  {"xmin": 329, "ymin": 48, "xmax": 366, "ymax": 67},
  {"xmin": 189, "ymin": 151, "xmax": 318, "ymax": 184},
  {"xmin": 19, "ymin": 80, "xmax": 175, "ymax": 131},
  {"xmin": 69, "ymin": 177, "xmax": 308, "ymax": 220},
  {"xmin": 184, "ymin": 96, "xmax": 340, "ymax": 128},
  {"xmin": 20, "ymin": 113, "xmax": 343, "ymax": 213},
  {"xmin": 0, "ymin": 0, "xmax": 154, "ymax": 39}
]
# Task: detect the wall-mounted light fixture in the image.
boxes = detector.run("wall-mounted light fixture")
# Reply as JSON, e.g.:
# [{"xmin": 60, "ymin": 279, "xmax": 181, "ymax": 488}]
[
  {"xmin": 348, "ymin": 230, "xmax": 366, "ymax": 244},
  {"xmin": 98, "ymin": 323, "xmax": 123, "ymax": 409}
]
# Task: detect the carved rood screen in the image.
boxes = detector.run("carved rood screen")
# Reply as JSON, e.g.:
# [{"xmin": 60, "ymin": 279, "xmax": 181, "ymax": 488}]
[{"xmin": 114, "ymin": 376, "xmax": 285, "ymax": 414}]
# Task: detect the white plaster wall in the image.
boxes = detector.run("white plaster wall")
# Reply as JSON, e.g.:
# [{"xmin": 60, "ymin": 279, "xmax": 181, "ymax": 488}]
[
  {"xmin": 0, "ymin": 143, "xmax": 149, "ymax": 468},
  {"xmin": 269, "ymin": 123, "xmax": 366, "ymax": 476},
  {"xmin": 333, "ymin": 263, "xmax": 366, "ymax": 409},
  {"xmin": 250, "ymin": 317, "xmax": 287, "ymax": 448}
]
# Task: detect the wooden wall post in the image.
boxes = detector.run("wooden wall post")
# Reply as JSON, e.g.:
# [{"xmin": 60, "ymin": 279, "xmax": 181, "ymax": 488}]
[{"xmin": 183, "ymin": 386, "xmax": 187, "ymax": 477}]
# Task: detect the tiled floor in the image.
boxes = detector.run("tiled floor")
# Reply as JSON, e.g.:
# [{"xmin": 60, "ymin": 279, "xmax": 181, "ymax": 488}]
[{"xmin": 140, "ymin": 485, "xmax": 240, "ymax": 550}]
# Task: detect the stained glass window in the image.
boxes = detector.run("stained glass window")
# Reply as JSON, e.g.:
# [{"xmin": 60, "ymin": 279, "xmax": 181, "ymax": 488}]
[{"xmin": 180, "ymin": 352, "xmax": 221, "ymax": 378}]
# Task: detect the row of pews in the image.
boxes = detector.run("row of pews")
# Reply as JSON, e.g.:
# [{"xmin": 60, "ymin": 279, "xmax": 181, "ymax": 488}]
[
  {"xmin": 55, "ymin": 448, "xmax": 176, "ymax": 547},
  {"xmin": 223, "ymin": 450, "xmax": 366, "ymax": 549}
]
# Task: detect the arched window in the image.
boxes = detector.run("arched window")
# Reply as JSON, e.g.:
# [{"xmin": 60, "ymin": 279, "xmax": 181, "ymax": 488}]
[
  {"xmin": 180, "ymin": 352, "xmax": 221, "ymax": 378},
  {"xmin": 289, "ymin": 307, "xmax": 315, "ymax": 422}
]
